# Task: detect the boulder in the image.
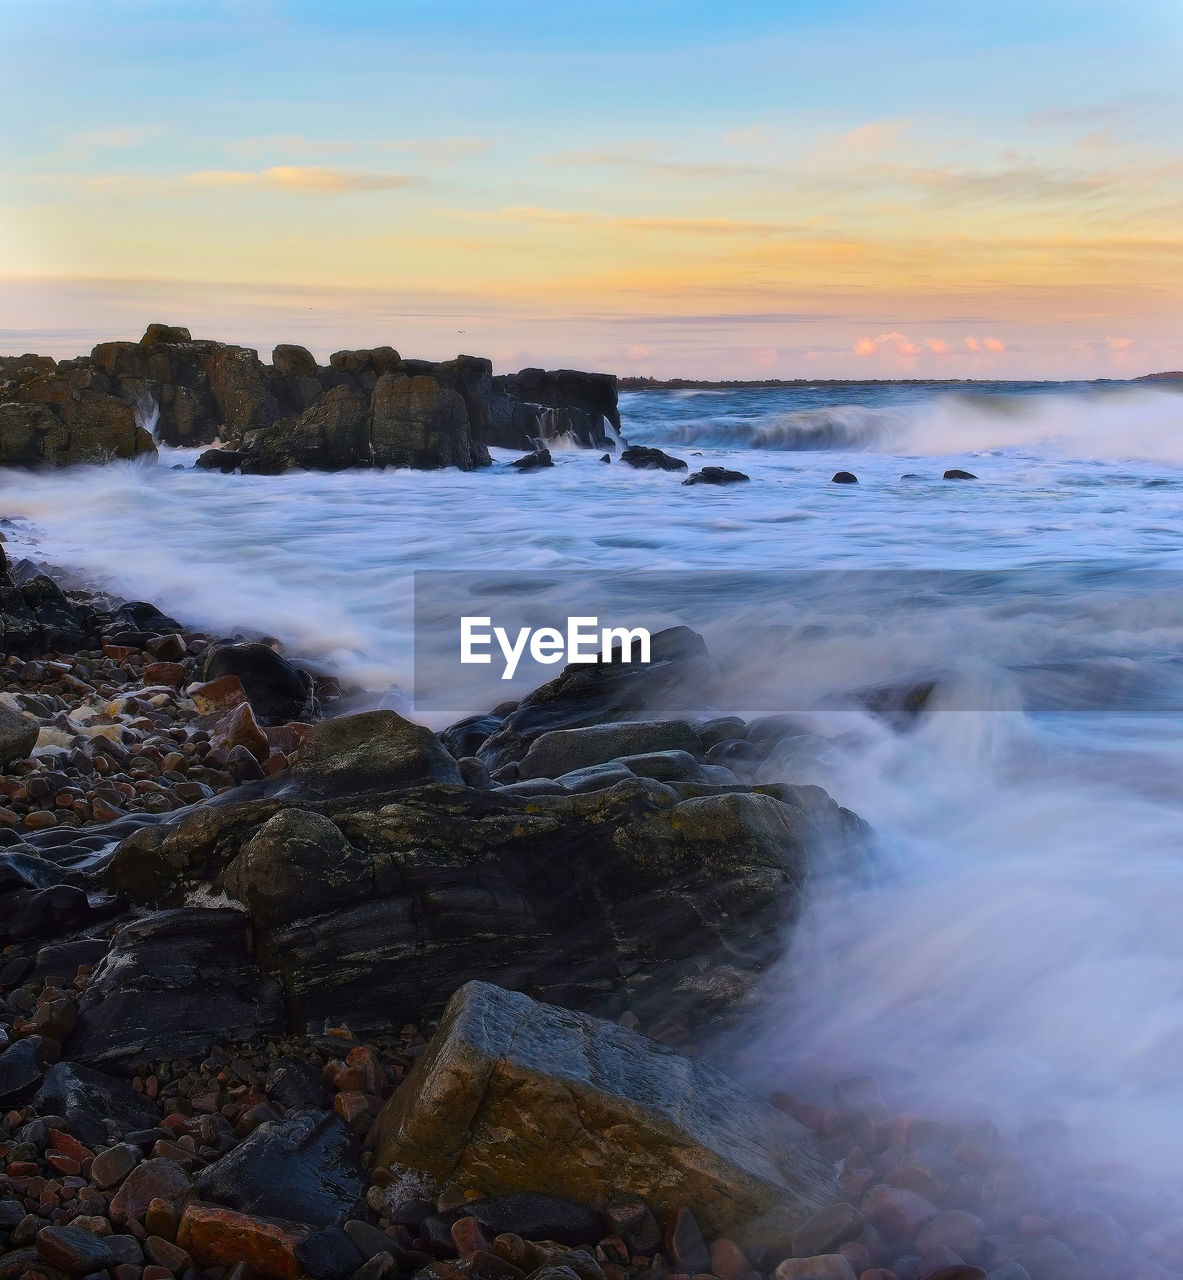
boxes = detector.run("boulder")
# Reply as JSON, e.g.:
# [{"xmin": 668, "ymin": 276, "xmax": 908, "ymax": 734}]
[
  {"xmin": 0, "ymin": 702, "xmax": 38, "ymax": 766},
  {"xmin": 831, "ymin": 471, "xmax": 858, "ymax": 484},
  {"xmin": 682, "ymin": 467, "xmax": 750, "ymax": 486},
  {"xmin": 177, "ymin": 1201, "xmax": 308, "ymax": 1279},
  {"xmin": 944, "ymin": 469, "xmax": 978, "ymax": 480},
  {"xmin": 620, "ymin": 444, "xmax": 687, "ymax": 472},
  {"xmin": 0, "ymin": 1037, "xmax": 43, "ymax": 1106},
  {"xmin": 372, "ymin": 981, "xmax": 838, "ymax": 1253},
  {"xmin": 509, "ymin": 447, "xmax": 554, "ymax": 470},
  {"xmin": 196, "ymin": 1109, "xmax": 366, "ymax": 1227},
  {"xmin": 245, "ymin": 384, "xmax": 370, "ymax": 473},
  {"xmin": 223, "ymin": 809, "xmax": 370, "ymax": 927},
  {"xmin": 33, "ymin": 1060, "xmax": 162, "ymax": 1146},
  {"xmin": 282, "ymin": 709, "xmax": 463, "ymax": 799}
]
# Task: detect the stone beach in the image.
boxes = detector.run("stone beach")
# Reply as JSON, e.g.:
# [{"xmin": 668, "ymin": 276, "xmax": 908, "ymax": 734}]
[{"xmin": 1, "ymin": 537, "xmax": 1182, "ymax": 1280}]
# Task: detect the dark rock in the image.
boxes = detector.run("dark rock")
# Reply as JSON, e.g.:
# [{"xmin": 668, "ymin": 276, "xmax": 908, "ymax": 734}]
[
  {"xmin": 423, "ymin": 1194, "xmax": 607, "ymax": 1249},
  {"xmin": 282, "ymin": 709, "xmax": 463, "ymax": 799},
  {"xmin": 943, "ymin": 469, "xmax": 977, "ymax": 480},
  {"xmin": 370, "ymin": 371, "xmax": 489, "ymax": 470},
  {"xmin": 682, "ymin": 467, "xmax": 750, "ymax": 486},
  {"xmin": 196, "ymin": 1109, "xmax": 366, "ymax": 1228},
  {"xmin": 35, "ymin": 1225, "xmax": 116, "ymax": 1275},
  {"xmin": 199, "ymin": 640, "xmax": 317, "ymax": 722},
  {"xmin": 831, "ymin": 471, "xmax": 859, "ymax": 484},
  {"xmin": 223, "ymin": 809, "xmax": 369, "ymax": 928},
  {"xmin": 33, "ymin": 1061, "xmax": 162, "ymax": 1146},
  {"xmin": 509, "ymin": 447, "xmax": 554, "ymax": 471},
  {"xmin": 372, "ymin": 982, "xmax": 838, "ymax": 1255},
  {"xmin": 439, "ymin": 714, "xmax": 503, "ymax": 759},
  {"xmin": 0, "ymin": 1038, "xmax": 43, "ymax": 1106},
  {"xmin": 195, "ymin": 448, "xmax": 248, "ymax": 473},
  {"xmin": 67, "ymin": 908, "xmax": 285, "ymax": 1070},
  {"xmin": 600, "ymin": 453, "xmax": 611, "ymax": 463},
  {"xmin": 266, "ymin": 1055, "xmax": 328, "ymax": 1110},
  {"xmin": 665, "ymin": 1205, "xmax": 710, "ymax": 1273},
  {"xmin": 294, "ymin": 1225, "xmax": 365, "ymax": 1280},
  {"xmin": 2, "ymin": 884, "xmax": 103, "ymax": 944},
  {"xmin": 493, "ymin": 367, "xmax": 620, "ymax": 449},
  {"xmin": 620, "ymin": 444, "xmax": 687, "ymax": 471}
]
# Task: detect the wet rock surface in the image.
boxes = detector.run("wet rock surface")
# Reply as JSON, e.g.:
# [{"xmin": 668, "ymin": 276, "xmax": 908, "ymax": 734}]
[
  {"xmin": 2, "ymin": 325, "xmax": 624, "ymax": 472},
  {"xmin": 372, "ymin": 981, "xmax": 838, "ymax": 1252}
]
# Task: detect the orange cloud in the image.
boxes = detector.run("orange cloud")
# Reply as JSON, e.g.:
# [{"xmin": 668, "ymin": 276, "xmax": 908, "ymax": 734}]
[
  {"xmin": 926, "ymin": 337, "xmax": 950, "ymax": 354},
  {"xmin": 983, "ymin": 336, "xmax": 1007, "ymax": 353},
  {"xmin": 1106, "ymin": 336, "xmax": 1134, "ymax": 350},
  {"xmin": 965, "ymin": 336, "xmax": 981, "ymax": 352}
]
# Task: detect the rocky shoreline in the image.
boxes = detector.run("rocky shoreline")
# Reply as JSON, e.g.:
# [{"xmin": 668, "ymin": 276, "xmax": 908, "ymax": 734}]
[{"xmin": 1, "ymin": 544, "xmax": 1181, "ymax": 1280}]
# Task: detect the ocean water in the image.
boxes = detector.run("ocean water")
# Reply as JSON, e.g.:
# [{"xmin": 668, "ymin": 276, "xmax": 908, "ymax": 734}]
[{"xmin": 5, "ymin": 378, "xmax": 1183, "ymax": 1176}]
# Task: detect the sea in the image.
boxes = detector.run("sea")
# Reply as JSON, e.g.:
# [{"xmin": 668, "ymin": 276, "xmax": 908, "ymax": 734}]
[{"xmin": 5, "ymin": 377, "xmax": 1183, "ymax": 1179}]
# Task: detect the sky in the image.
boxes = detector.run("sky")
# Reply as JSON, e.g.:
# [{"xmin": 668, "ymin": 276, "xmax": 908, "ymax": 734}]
[{"xmin": 2, "ymin": 0, "xmax": 1182, "ymax": 379}]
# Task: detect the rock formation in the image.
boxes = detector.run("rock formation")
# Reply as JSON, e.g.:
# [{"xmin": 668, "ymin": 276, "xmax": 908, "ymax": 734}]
[{"xmin": 0, "ymin": 325, "xmax": 621, "ymax": 471}]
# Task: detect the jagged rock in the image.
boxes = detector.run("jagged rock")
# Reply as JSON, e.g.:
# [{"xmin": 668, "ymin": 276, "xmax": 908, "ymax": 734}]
[
  {"xmin": 196, "ymin": 1109, "xmax": 366, "ymax": 1227},
  {"xmin": 495, "ymin": 368, "xmax": 620, "ymax": 449},
  {"xmin": 372, "ymin": 981, "xmax": 837, "ymax": 1254},
  {"xmin": 371, "ymin": 372, "xmax": 489, "ymax": 470},
  {"xmin": 620, "ymin": 445, "xmax": 687, "ymax": 471},
  {"xmin": 33, "ymin": 1060, "xmax": 162, "ymax": 1146},
  {"xmin": 177, "ymin": 1200, "xmax": 308, "ymax": 1279},
  {"xmin": 682, "ymin": 467, "xmax": 750, "ymax": 486},
  {"xmin": 509, "ymin": 447, "xmax": 554, "ymax": 470},
  {"xmin": 244, "ymin": 384, "xmax": 370, "ymax": 473},
  {"xmin": 67, "ymin": 908, "xmax": 285, "ymax": 1070},
  {"xmin": 199, "ymin": 641, "xmax": 317, "ymax": 722}
]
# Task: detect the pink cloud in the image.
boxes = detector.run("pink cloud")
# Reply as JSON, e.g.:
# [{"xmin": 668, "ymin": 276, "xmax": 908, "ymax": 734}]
[
  {"xmin": 1106, "ymin": 336, "xmax": 1134, "ymax": 350},
  {"xmin": 983, "ymin": 337, "xmax": 1006, "ymax": 353},
  {"xmin": 926, "ymin": 338, "xmax": 949, "ymax": 354},
  {"xmin": 965, "ymin": 336, "xmax": 981, "ymax": 352},
  {"xmin": 854, "ymin": 331, "xmax": 921, "ymax": 358}
]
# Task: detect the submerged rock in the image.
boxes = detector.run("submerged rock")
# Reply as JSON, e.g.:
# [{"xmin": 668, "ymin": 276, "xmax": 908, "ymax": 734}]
[
  {"xmin": 372, "ymin": 981, "xmax": 838, "ymax": 1253},
  {"xmin": 831, "ymin": 471, "xmax": 859, "ymax": 484},
  {"xmin": 509, "ymin": 447, "xmax": 554, "ymax": 470},
  {"xmin": 943, "ymin": 468, "xmax": 978, "ymax": 480},
  {"xmin": 620, "ymin": 445, "xmax": 688, "ymax": 472},
  {"xmin": 682, "ymin": 466, "xmax": 750, "ymax": 486}
]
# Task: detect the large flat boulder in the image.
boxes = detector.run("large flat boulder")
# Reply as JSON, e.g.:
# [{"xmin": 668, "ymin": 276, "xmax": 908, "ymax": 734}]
[
  {"xmin": 516, "ymin": 719, "xmax": 702, "ymax": 779},
  {"xmin": 372, "ymin": 981, "xmax": 838, "ymax": 1253}
]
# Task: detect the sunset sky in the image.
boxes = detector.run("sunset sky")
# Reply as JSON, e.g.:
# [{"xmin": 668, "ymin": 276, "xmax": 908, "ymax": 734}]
[{"xmin": 3, "ymin": 0, "xmax": 1182, "ymax": 378}]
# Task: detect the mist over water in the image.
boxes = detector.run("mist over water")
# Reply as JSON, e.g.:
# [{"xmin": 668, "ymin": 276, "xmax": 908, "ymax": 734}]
[{"xmin": 5, "ymin": 381, "xmax": 1183, "ymax": 1178}]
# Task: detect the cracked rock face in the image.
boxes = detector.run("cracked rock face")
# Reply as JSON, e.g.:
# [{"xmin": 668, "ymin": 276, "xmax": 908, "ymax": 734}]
[{"xmin": 372, "ymin": 981, "xmax": 839, "ymax": 1253}]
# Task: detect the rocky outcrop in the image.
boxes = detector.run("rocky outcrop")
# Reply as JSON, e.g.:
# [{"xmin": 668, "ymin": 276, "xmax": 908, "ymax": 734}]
[
  {"xmin": 2, "ymin": 324, "xmax": 622, "ymax": 471},
  {"xmin": 372, "ymin": 981, "xmax": 838, "ymax": 1253}
]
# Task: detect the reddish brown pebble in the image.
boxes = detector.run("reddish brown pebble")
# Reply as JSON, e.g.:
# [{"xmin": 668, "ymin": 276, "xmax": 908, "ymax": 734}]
[{"xmin": 177, "ymin": 1200, "xmax": 306, "ymax": 1279}]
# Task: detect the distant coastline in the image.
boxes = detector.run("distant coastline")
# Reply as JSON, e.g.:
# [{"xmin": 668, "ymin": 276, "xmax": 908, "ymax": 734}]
[{"xmin": 620, "ymin": 372, "xmax": 1183, "ymax": 390}]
